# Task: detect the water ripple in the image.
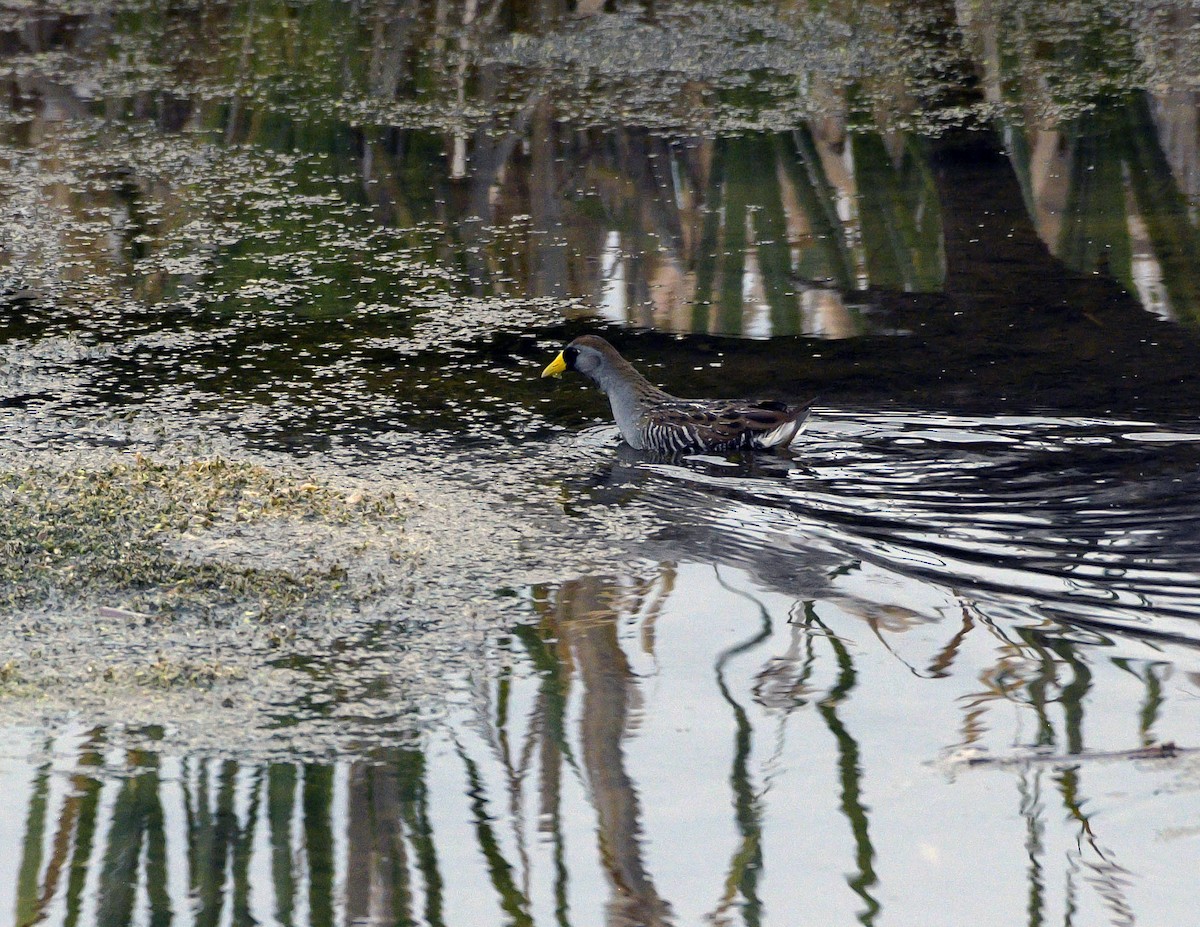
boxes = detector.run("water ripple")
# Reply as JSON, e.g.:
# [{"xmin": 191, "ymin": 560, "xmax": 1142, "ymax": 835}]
[{"xmin": 630, "ymin": 410, "xmax": 1200, "ymax": 644}]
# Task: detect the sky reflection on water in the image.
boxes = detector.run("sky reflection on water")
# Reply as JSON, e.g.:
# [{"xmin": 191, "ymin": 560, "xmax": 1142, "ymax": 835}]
[{"xmin": 2, "ymin": 560, "xmax": 1198, "ymax": 926}]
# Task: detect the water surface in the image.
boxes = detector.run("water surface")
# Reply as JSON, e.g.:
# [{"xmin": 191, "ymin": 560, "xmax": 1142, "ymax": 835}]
[{"xmin": 3, "ymin": 1, "xmax": 1200, "ymax": 924}]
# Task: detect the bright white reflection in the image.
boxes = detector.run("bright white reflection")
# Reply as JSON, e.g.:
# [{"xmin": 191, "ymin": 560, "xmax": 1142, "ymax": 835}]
[{"xmin": 599, "ymin": 230, "xmax": 628, "ymax": 324}]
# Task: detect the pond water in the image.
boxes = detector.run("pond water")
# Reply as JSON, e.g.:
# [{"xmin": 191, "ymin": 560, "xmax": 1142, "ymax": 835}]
[{"xmin": 3, "ymin": 1, "xmax": 1200, "ymax": 925}]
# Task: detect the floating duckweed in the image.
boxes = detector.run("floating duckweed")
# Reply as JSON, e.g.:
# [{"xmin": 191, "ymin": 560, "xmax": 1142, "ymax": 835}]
[
  {"xmin": 108, "ymin": 657, "xmax": 244, "ymax": 690},
  {"xmin": 0, "ymin": 454, "xmax": 408, "ymax": 619}
]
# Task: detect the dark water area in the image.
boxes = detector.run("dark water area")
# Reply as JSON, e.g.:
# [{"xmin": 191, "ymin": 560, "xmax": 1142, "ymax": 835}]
[{"xmin": 3, "ymin": 0, "xmax": 1200, "ymax": 924}]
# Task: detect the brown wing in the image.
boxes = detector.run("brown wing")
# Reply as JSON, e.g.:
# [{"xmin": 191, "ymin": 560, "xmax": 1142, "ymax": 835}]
[{"xmin": 648, "ymin": 398, "xmax": 813, "ymax": 451}]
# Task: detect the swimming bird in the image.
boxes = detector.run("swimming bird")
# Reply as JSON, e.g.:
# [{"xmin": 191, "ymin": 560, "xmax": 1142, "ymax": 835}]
[{"xmin": 541, "ymin": 335, "xmax": 814, "ymax": 453}]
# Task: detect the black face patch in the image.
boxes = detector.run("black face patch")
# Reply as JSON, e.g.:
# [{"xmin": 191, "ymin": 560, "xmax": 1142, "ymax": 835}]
[{"xmin": 564, "ymin": 346, "xmax": 579, "ymax": 370}]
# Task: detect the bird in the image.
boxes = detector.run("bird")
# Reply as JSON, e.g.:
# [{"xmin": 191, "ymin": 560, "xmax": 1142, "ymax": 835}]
[{"xmin": 541, "ymin": 334, "xmax": 814, "ymax": 454}]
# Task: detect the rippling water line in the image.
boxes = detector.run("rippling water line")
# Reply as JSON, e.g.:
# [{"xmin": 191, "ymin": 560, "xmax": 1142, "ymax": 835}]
[{"xmin": 625, "ymin": 410, "xmax": 1200, "ymax": 644}]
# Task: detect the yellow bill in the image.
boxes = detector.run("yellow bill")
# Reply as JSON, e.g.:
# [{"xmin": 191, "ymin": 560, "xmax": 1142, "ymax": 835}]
[{"xmin": 541, "ymin": 351, "xmax": 568, "ymax": 378}]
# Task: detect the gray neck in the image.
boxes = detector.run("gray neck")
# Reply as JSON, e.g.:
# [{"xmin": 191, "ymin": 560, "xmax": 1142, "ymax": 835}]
[{"xmin": 586, "ymin": 363, "xmax": 667, "ymax": 450}]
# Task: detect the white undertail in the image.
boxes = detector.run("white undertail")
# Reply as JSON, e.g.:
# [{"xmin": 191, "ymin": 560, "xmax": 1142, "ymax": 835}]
[{"xmin": 756, "ymin": 411, "xmax": 811, "ymax": 449}]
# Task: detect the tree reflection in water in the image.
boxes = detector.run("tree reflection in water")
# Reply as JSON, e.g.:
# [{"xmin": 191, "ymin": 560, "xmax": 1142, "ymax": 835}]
[
  {"xmin": 7, "ymin": 0, "xmax": 1200, "ymax": 337},
  {"xmin": 9, "ymin": 568, "xmax": 1198, "ymax": 926}
]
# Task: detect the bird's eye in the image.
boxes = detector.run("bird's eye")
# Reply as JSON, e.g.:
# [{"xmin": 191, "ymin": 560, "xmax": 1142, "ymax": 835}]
[{"xmin": 564, "ymin": 346, "xmax": 578, "ymax": 368}]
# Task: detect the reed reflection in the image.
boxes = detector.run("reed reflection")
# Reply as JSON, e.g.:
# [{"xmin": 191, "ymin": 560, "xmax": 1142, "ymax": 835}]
[
  {"xmin": 7, "ymin": 0, "xmax": 1200, "ymax": 340},
  {"xmin": 10, "ymin": 570, "xmax": 1196, "ymax": 926},
  {"xmin": 535, "ymin": 578, "xmax": 671, "ymax": 926}
]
